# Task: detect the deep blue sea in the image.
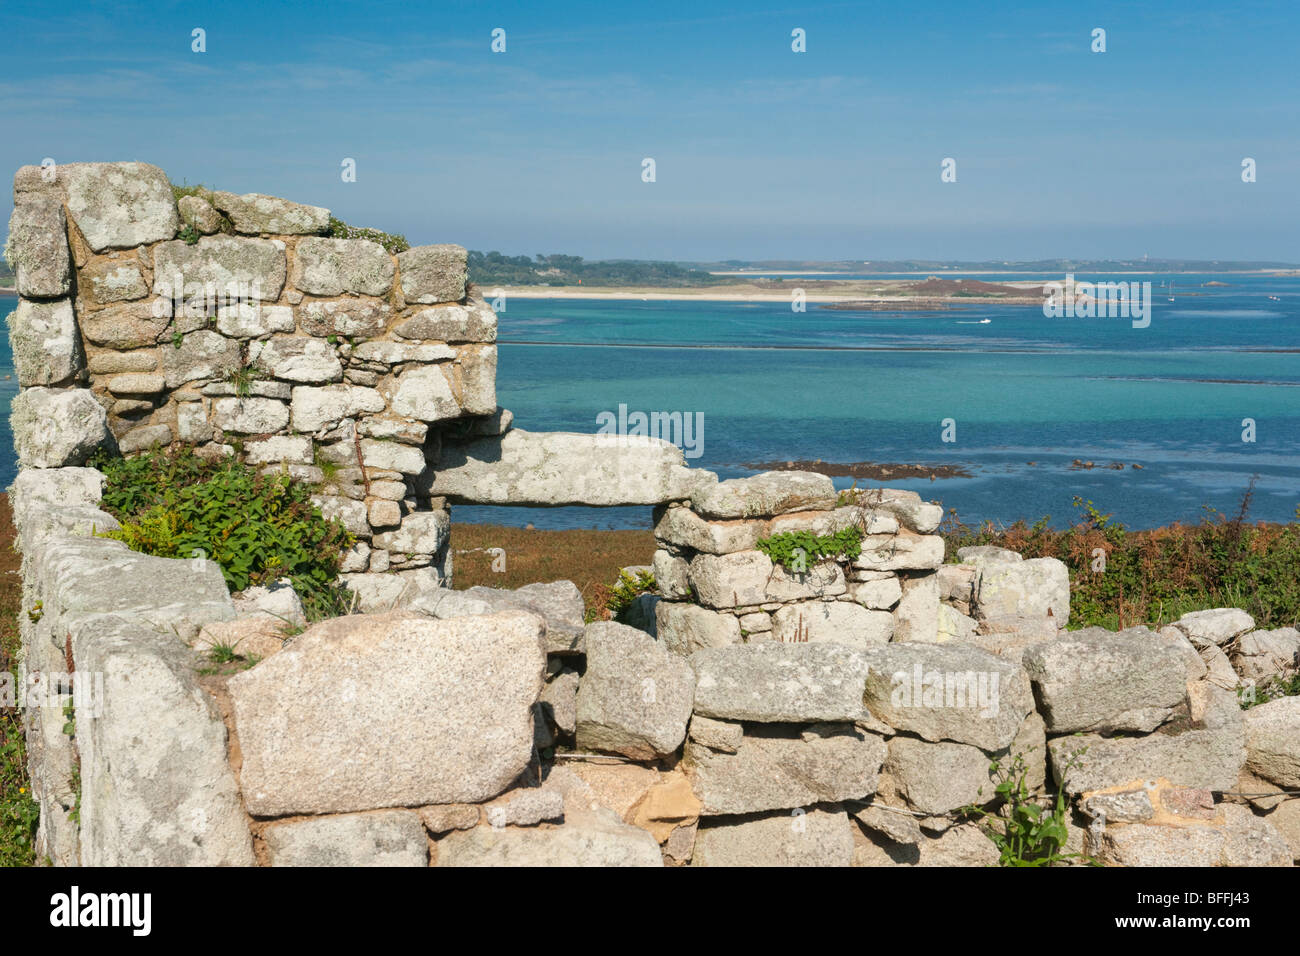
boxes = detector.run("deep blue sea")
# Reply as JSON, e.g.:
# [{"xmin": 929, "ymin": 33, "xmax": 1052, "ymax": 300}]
[{"xmin": 4, "ymin": 273, "xmax": 1297, "ymax": 531}]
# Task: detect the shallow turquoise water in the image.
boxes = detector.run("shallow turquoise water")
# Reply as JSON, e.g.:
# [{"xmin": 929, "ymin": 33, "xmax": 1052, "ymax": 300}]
[{"xmin": 4, "ymin": 273, "xmax": 1297, "ymax": 530}]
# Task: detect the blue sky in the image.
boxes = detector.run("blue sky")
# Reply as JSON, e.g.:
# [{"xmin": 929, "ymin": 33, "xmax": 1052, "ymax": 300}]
[{"xmin": 1, "ymin": 0, "xmax": 1297, "ymax": 260}]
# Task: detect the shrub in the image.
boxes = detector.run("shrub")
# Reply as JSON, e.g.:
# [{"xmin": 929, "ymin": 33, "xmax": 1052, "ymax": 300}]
[
  {"xmin": 91, "ymin": 448, "xmax": 353, "ymax": 621},
  {"xmin": 327, "ymin": 215, "xmax": 409, "ymax": 254},
  {"xmin": 941, "ymin": 487, "xmax": 1300, "ymax": 630},
  {"xmin": 756, "ymin": 526, "xmax": 864, "ymax": 572}
]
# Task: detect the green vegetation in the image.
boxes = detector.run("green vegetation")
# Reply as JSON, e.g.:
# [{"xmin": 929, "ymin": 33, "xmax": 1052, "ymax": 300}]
[
  {"xmin": 90, "ymin": 447, "xmax": 354, "ymax": 622},
  {"xmin": 962, "ymin": 751, "xmax": 1091, "ymax": 867},
  {"xmin": 603, "ymin": 569, "xmax": 656, "ymax": 624},
  {"xmin": 941, "ymin": 489, "xmax": 1300, "ymax": 631},
  {"xmin": 225, "ymin": 364, "xmax": 257, "ymax": 398},
  {"xmin": 178, "ymin": 224, "xmax": 201, "ymax": 245},
  {"xmin": 467, "ymin": 251, "xmax": 732, "ymax": 288},
  {"xmin": 756, "ymin": 527, "xmax": 864, "ymax": 572},
  {"xmin": 327, "ymin": 216, "xmax": 409, "ymax": 254}
]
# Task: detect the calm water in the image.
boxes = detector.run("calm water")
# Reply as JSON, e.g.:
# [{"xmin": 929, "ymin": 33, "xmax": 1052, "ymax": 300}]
[{"xmin": 4, "ymin": 274, "xmax": 1298, "ymax": 531}]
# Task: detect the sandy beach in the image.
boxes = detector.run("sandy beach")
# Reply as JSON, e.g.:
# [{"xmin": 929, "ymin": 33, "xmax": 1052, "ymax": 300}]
[{"xmin": 498, "ymin": 278, "xmax": 1049, "ymax": 304}]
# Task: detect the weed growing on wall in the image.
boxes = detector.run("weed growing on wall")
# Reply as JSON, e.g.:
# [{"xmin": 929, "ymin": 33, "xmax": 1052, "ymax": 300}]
[
  {"xmin": 90, "ymin": 448, "xmax": 354, "ymax": 621},
  {"xmin": 327, "ymin": 215, "xmax": 410, "ymax": 254},
  {"xmin": 756, "ymin": 526, "xmax": 864, "ymax": 572}
]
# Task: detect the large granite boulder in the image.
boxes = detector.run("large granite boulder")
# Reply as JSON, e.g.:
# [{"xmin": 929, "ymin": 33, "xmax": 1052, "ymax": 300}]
[
  {"xmin": 229, "ymin": 609, "xmax": 546, "ymax": 815},
  {"xmin": 11, "ymin": 387, "xmax": 114, "ymax": 467}
]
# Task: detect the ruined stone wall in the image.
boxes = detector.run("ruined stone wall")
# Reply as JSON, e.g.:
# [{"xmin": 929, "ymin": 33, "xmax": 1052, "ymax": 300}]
[{"xmin": 8, "ymin": 161, "xmax": 505, "ymax": 581}]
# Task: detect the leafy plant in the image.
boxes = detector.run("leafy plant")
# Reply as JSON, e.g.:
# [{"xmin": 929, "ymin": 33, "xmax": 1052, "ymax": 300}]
[
  {"xmin": 226, "ymin": 364, "xmax": 257, "ymax": 398},
  {"xmin": 756, "ymin": 526, "xmax": 864, "ymax": 572},
  {"xmin": 178, "ymin": 224, "xmax": 201, "ymax": 245},
  {"xmin": 91, "ymin": 447, "xmax": 353, "ymax": 621},
  {"xmin": 607, "ymin": 569, "xmax": 655, "ymax": 620},
  {"xmin": 960, "ymin": 751, "xmax": 1090, "ymax": 867}
]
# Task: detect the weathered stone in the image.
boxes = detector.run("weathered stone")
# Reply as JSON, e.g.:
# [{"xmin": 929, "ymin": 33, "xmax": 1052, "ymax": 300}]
[
  {"xmin": 687, "ymin": 724, "xmax": 886, "ymax": 815},
  {"xmin": 1243, "ymin": 696, "xmax": 1300, "ymax": 788},
  {"xmin": 652, "ymin": 550, "xmax": 691, "ymax": 600},
  {"xmin": 297, "ymin": 297, "xmax": 392, "ymax": 337},
  {"xmin": 884, "ymin": 737, "xmax": 994, "ymax": 815},
  {"xmin": 656, "ymin": 601, "xmax": 742, "ymax": 655},
  {"xmin": 372, "ymin": 512, "xmax": 451, "ymax": 556},
  {"xmin": 394, "ymin": 298, "xmax": 497, "ymax": 342},
  {"xmin": 970, "ymin": 556, "xmax": 1070, "ymax": 626},
  {"xmin": 210, "ymin": 191, "xmax": 330, "ymax": 235},
  {"xmin": 419, "ymin": 804, "xmax": 480, "ymax": 834},
  {"xmin": 11, "ymin": 387, "xmax": 113, "ymax": 467},
  {"xmin": 230, "ymin": 610, "xmax": 545, "ymax": 815},
  {"xmin": 854, "ymin": 802, "xmax": 924, "ymax": 846},
  {"xmin": 397, "ymin": 244, "xmax": 468, "ymax": 304},
  {"xmin": 153, "ymin": 235, "xmax": 286, "ymax": 300},
  {"xmin": 264, "ymin": 810, "xmax": 427, "ymax": 866},
  {"xmin": 194, "ymin": 617, "xmax": 289, "ymax": 661},
  {"xmin": 690, "ymin": 643, "xmax": 875, "ymax": 723},
  {"xmin": 233, "ymin": 578, "xmax": 307, "ymax": 630},
  {"xmin": 917, "ymin": 824, "xmax": 1001, "ymax": 866},
  {"xmin": 688, "ymin": 715, "xmax": 744, "ymax": 753},
  {"xmin": 627, "ymin": 772, "xmax": 702, "ymax": 842},
  {"xmin": 849, "ymin": 575, "xmax": 903, "ymax": 610},
  {"xmin": 8, "ymin": 198, "xmax": 70, "ymax": 297},
  {"xmin": 856, "ymin": 489, "xmax": 944, "ymax": 534},
  {"xmin": 389, "ymin": 365, "xmax": 461, "ymax": 422},
  {"xmin": 1234, "ymin": 628, "xmax": 1300, "ymax": 682},
  {"xmin": 482, "ymin": 788, "xmax": 567, "ymax": 828},
  {"xmin": 106, "ymin": 372, "xmax": 165, "ymax": 395},
  {"xmin": 892, "ymin": 572, "xmax": 939, "ymax": 642},
  {"xmin": 290, "ymin": 383, "xmax": 386, "ymax": 432},
  {"xmin": 350, "ymin": 341, "xmax": 456, "ymax": 364},
  {"xmin": 692, "ymin": 808, "xmax": 854, "ymax": 867},
  {"xmin": 1095, "ymin": 804, "xmax": 1291, "ymax": 867},
  {"xmin": 457, "ymin": 343, "xmax": 497, "ymax": 415},
  {"xmin": 768, "ymin": 507, "xmax": 897, "ymax": 537},
  {"xmin": 689, "ymin": 550, "xmax": 844, "ymax": 609},
  {"xmin": 1173, "ymin": 608, "xmax": 1255, "ymax": 647},
  {"xmin": 177, "ymin": 194, "xmax": 222, "ymax": 234},
  {"xmin": 162, "ymin": 329, "xmax": 243, "ymax": 387},
  {"xmin": 539, "ymin": 667, "xmax": 580, "ymax": 736},
  {"xmin": 1083, "ymin": 788, "xmax": 1156, "ymax": 823},
  {"xmin": 691, "ymin": 471, "xmax": 836, "ymax": 519},
  {"xmin": 87, "ymin": 349, "xmax": 159, "ymax": 374},
  {"xmin": 292, "ymin": 237, "xmax": 394, "ymax": 296},
  {"xmin": 55, "ymin": 162, "xmax": 180, "ymax": 251},
  {"xmin": 431, "ymin": 429, "xmax": 712, "ymax": 506},
  {"xmin": 215, "ymin": 301, "xmax": 295, "ymax": 338},
  {"xmin": 359, "ymin": 438, "xmax": 426, "ymax": 474},
  {"xmin": 957, "ymin": 545, "xmax": 1023, "ymax": 565},
  {"xmin": 436, "ymin": 810, "xmax": 661, "ymax": 866},
  {"xmin": 1023, "ymin": 627, "xmax": 1188, "ymax": 733},
  {"xmin": 654, "ymin": 505, "xmax": 768, "ymax": 554},
  {"xmin": 250, "ymin": 335, "xmax": 342, "ymax": 383},
  {"xmin": 9, "ymin": 299, "xmax": 83, "ymax": 386},
  {"xmin": 852, "ymin": 531, "xmax": 946, "ymax": 572},
  {"xmin": 241, "ymin": 435, "xmax": 313, "ymax": 467},
  {"xmin": 576, "ymin": 622, "xmax": 695, "ymax": 759},
  {"xmin": 410, "ymin": 579, "xmax": 583, "ymax": 652},
  {"xmin": 211, "ymin": 397, "xmax": 289, "ymax": 434},
  {"xmin": 1050, "ymin": 729, "xmax": 1245, "ymax": 795},
  {"xmin": 73, "ymin": 619, "xmax": 252, "ymax": 866},
  {"xmin": 117, "ymin": 423, "xmax": 173, "ymax": 453},
  {"xmin": 937, "ymin": 604, "xmax": 978, "ymax": 643},
  {"xmin": 860, "ymin": 643, "xmax": 1033, "ymax": 751},
  {"xmin": 771, "ymin": 600, "xmax": 893, "ymax": 646},
  {"xmin": 81, "ymin": 257, "xmax": 149, "ymax": 304}
]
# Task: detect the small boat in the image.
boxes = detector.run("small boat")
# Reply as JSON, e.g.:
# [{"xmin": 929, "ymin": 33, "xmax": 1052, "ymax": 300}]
[
  {"xmin": 1268, "ymin": 295, "xmax": 1281, "ymax": 301},
  {"xmin": 979, "ymin": 318, "xmax": 991, "ymax": 324},
  {"xmin": 1168, "ymin": 280, "xmax": 1175, "ymax": 303}
]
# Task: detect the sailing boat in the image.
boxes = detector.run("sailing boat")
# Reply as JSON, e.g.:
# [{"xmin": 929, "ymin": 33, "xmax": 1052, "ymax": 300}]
[{"xmin": 1167, "ymin": 280, "xmax": 1176, "ymax": 303}]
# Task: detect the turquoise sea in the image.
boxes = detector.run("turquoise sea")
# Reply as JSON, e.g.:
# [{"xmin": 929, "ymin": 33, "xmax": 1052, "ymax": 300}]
[{"xmin": 4, "ymin": 273, "xmax": 1298, "ymax": 531}]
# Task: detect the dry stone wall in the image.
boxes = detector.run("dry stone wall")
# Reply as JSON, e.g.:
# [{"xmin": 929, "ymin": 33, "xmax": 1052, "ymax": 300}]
[{"xmin": 8, "ymin": 161, "xmax": 1299, "ymax": 867}]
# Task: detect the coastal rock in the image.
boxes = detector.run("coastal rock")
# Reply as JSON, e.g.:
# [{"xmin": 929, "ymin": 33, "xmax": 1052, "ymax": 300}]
[
  {"xmin": 688, "ymin": 550, "xmax": 844, "ymax": 609},
  {"xmin": 686, "ymin": 724, "xmax": 886, "ymax": 815},
  {"xmin": 1173, "ymin": 608, "xmax": 1256, "ymax": 647},
  {"xmin": 292, "ymin": 236, "xmax": 394, "ymax": 296},
  {"xmin": 9, "ymin": 299, "xmax": 82, "ymax": 386},
  {"xmin": 11, "ymin": 387, "xmax": 114, "ymax": 467},
  {"xmin": 8, "ymin": 198, "xmax": 70, "ymax": 297},
  {"xmin": 297, "ymin": 297, "xmax": 392, "ymax": 337},
  {"xmin": 389, "ymin": 366, "xmax": 461, "ymax": 422},
  {"xmin": 689, "ymin": 643, "xmax": 874, "ymax": 723},
  {"xmin": 884, "ymin": 737, "xmax": 995, "ymax": 815},
  {"xmin": 576, "ymin": 622, "xmax": 695, "ymax": 759},
  {"xmin": 153, "ymin": 235, "xmax": 286, "ymax": 300},
  {"xmin": 177, "ymin": 194, "xmax": 222, "ymax": 234},
  {"xmin": 770, "ymin": 600, "xmax": 893, "ymax": 646},
  {"xmin": 80, "ymin": 258, "xmax": 149, "ymax": 304},
  {"xmin": 1022, "ymin": 627, "xmax": 1188, "ymax": 733},
  {"xmin": 972, "ymin": 557, "xmax": 1070, "ymax": 624},
  {"xmin": 656, "ymin": 601, "xmax": 742, "ymax": 655},
  {"xmin": 397, "ymin": 244, "xmax": 468, "ymax": 304},
  {"xmin": 290, "ymin": 384, "xmax": 386, "ymax": 431},
  {"xmin": 1049, "ymin": 730, "xmax": 1245, "ymax": 795},
  {"xmin": 691, "ymin": 471, "xmax": 836, "ymax": 519},
  {"xmin": 210, "ymin": 191, "xmax": 330, "ymax": 236},
  {"xmin": 429, "ymin": 429, "xmax": 712, "ymax": 506},
  {"xmin": 59, "ymin": 162, "xmax": 180, "ymax": 251},
  {"xmin": 263, "ymin": 810, "xmax": 427, "ymax": 867},
  {"xmin": 692, "ymin": 808, "xmax": 854, "ymax": 867},
  {"xmin": 851, "ymin": 531, "xmax": 945, "ymax": 572},
  {"xmin": 394, "ymin": 297, "xmax": 497, "ymax": 342},
  {"xmin": 229, "ymin": 610, "xmax": 546, "ymax": 815},
  {"xmin": 892, "ymin": 572, "xmax": 940, "ymax": 642},
  {"xmin": 1234, "ymin": 628, "xmax": 1300, "ymax": 682},
  {"xmin": 251, "ymin": 336, "xmax": 343, "ymax": 383},
  {"xmin": 1243, "ymin": 696, "xmax": 1300, "ymax": 788}
]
